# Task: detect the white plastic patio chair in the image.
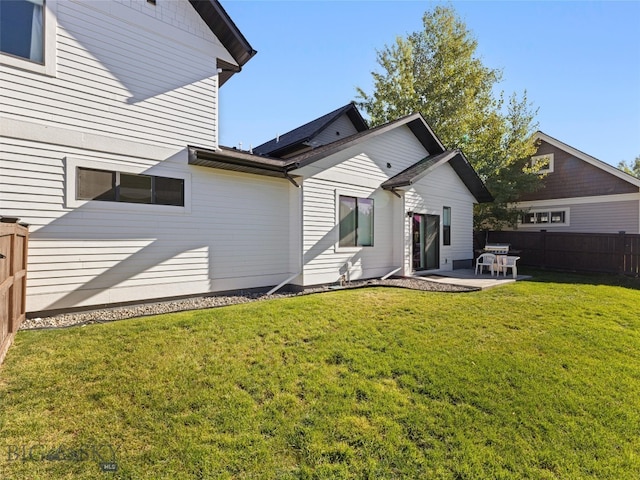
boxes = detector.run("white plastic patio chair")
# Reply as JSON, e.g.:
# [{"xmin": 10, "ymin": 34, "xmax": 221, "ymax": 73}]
[
  {"xmin": 475, "ymin": 253, "xmax": 496, "ymax": 276},
  {"xmin": 497, "ymin": 256, "xmax": 520, "ymax": 278}
]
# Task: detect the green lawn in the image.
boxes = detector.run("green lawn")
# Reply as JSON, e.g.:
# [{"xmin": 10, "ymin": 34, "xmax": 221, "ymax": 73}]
[{"xmin": 1, "ymin": 272, "xmax": 639, "ymax": 479}]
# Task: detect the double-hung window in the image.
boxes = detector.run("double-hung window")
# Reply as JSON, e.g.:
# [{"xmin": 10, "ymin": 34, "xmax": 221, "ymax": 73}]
[
  {"xmin": 338, "ymin": 195, "xmax": 374, "ymax": 247},
  {"xmin": 0, "ymin": 0, "xmax": 44, "ymax": 64}
]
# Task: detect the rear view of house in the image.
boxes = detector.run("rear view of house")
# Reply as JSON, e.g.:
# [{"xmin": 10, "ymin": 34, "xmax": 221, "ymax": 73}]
[
  {"xmin": 1, "ymin": 0, "xmax": 265, "ymax": 312},
  {"xmin": 1, "ymin": 1, "xmax": 491, "ymax": 315},
  {"xmin": 193, "ymin": 107, "xmax": 492, "ymax": 288},
  {"xmin": 514, "ymin": 132, "xmax": 640, "ymax": 233}
]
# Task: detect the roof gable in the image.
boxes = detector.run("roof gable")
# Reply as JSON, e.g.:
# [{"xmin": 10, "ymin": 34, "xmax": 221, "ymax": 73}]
[
  {"xmin": 189, "ymin": 0, "xmax": 257, "ymax": 85},
  {"xmin": 535, "ymin": 131, "xmax": 640, "ymax": 188},
  {"xmin": 381, "ymin": 150, "xmax": 493, "ymax": 204},
  {"xmin": 253, "ymin": 103, "xmax": 368, "ymax": 158},
  {"xmin": 188, "ymin": 111, "xmax": 491, "ymax": 204},
  {"xmin": 286, "ymin": 112, "xmax": 446, "ymax": 168}
]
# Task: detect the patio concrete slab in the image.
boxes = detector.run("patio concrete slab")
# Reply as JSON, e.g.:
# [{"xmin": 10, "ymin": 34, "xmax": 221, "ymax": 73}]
[{"xmin": 412, "ymin": 269, "xmax": 532, "ymax": 290}]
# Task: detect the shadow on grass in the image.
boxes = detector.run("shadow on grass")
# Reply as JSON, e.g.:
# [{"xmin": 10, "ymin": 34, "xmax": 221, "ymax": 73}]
[{"xmin": 520, "ymin": 267, "xmax": 640, "ymax": 291}]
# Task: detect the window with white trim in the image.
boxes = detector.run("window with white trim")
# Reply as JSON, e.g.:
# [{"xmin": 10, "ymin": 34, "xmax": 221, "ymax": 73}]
[
  {"xmin": 1, "ymin": 0, "xmax": 56, "ymax": 76},
  {"xmin": 520, "ymin": 208, "xmax": 569, "ymax": 226},
  {"xmin": 0, "ymin": 0, "xmax": 44, "ymax": 64},
  {"xmin": 77, "ymin": 167, "xmax": 184, "ymax": 206},
  {"xmin": 530, "ymin": 153, "xmax": 554, "ymax": 174},
  {"xmin": 338, "ymin": 195, "xmax": 374, "ymax": 247}
]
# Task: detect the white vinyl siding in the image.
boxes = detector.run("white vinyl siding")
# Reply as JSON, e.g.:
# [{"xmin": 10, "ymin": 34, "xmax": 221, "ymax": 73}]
[
  {"xmin": 297, "ymin": 126, "xmax": 432, "ymax": 285},
  {"xmin": 301, "ymin": 180, "xmax": 396, "ymax": 285},
  {"xmin": 0, "ymin": 0, "xmax": 230, "ymax": 150},
  {"xmin": 0, "ymin": 0, "xmax": 257, "ymax": 312},
  {"xmin": 404, "ymin": 163, "xmax": 476, "ymax": 272},
  {"xmin": 1, "ymin": 139, "xmax": 295, "ymax": 312}
]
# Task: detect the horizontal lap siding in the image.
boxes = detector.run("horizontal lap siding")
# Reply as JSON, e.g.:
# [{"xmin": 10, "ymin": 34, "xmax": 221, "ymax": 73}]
[
  {"xmin": 0, "ymin": 0, "xmax": 223, "ymax": 149},
  {"xmin": 300, "ymin": 126, "xmax": 429, "ymax": 285},
  {"xmin": 1, "ymin": 140, "xmax": 293, "ymax": 312},
  {"xmin": 0, "ymin": 1, "xmax": 265, "ymax": 311},
  {"xmin": 560, "ymin": 201, "xmax": 638, "ymax": 234},
  {"xmin": 302, "ymin": 180, "xmax": 396, "ymax": 285},
  {"xmin": 515, "ymin": 199, "xmax": 640, "ymax": 234},
  {"xmin": 405, "ymin": 163, "xmax": 476, "ymax": 271},
  {"xmin": 519, "ymin": 141, "xmax": 639, "ymax": 201}
]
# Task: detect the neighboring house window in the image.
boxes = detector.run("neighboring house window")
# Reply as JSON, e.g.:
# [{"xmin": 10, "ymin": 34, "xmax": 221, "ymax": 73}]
[
  {"xmin": 521, "ymin": 209, "xmax": 569, "ymax": 226},
  {"xmin": 77, "ymin": 167, "xmax": 184, "ymax": 206},
  {"xmin": 531, "ymin": 153, "xmax": 554, "ymax": 174},
  {"xmin": 339, "ymin": 195, "xmax": 374, "ymax": 247},
  {"xmin": 443, "ymin": 206, "xmax": 451, "ymax": 246},
  {"xmin": 0, "ymin": 0, "xmax": 44, "ymax": 64}
]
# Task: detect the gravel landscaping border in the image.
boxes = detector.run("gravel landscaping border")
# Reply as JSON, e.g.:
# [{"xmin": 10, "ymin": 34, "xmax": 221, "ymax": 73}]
[{"xmin": 20, "ymin": 277, "xmax": 476, "ymax": 330}]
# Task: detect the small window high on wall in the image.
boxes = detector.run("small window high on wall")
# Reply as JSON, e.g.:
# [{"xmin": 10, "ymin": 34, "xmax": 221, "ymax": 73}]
[
  {"xmin": 77, "ymin": 167, "xmax": 184, "ymax": 207},
  {"xmin": 520, "ymin": 209, "xmax": 568, "ymax": 226},
  {"xmin": 0, "ymin": 0, "xmax": 44, "ymax": 64},
  {"xmin": 339, "ymin": 195, "xmax": 374, "ymax": 247}
]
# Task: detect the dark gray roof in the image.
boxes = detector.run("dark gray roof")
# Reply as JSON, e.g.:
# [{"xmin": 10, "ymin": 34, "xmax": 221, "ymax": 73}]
[
  {"xmin": 381, "ymin": 149, "xmax": 494, "ymax": 203},
  {"xmin": 253, "ymin": 102, "xmax": 368, "ymax": 157},
  {"xmin": 189, "ymin": 112, "xmax": 491, "ymax": 203},
  {"xmin": 189, "ymin": 0, "xmax": 257, "ymax": 86},
  {"xmin": 286, "ymin": 112, "xmax": 446, "ymax": 168}
]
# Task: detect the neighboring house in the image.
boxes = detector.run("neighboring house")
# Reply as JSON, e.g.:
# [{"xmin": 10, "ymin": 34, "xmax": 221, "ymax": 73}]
[
  {"xmin": 0, "ymin": 0, "xmax": 491, "ymax": 314},
  {"xmin": 512, "ymin": 132, "xmax": 640, "ymax": 234}
]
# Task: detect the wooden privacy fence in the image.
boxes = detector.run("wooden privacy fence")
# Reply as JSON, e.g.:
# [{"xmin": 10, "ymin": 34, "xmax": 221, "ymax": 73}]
[
  {"xmin": 0, "ymin": 220, "xmax": 29, "ymax": 365},
  {"xmin": 474, "ymin": 230, "xmax": 640, "ymax": 276}
]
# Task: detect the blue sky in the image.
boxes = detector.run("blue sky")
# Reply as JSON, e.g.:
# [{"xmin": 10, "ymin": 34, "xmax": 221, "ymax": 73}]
[{"xmin": 218, "ymin": 1, "xmax": 640, "ymax": 167}]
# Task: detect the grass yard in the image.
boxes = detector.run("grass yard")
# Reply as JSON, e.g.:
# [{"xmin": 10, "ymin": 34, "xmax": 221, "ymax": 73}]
[{"xmin": 1, "ymin": 272, "xmax": 639, "ymax": 479}]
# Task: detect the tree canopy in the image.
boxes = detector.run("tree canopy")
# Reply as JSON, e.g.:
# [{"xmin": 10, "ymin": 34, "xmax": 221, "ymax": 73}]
[
  {"xmin": 356, "ymin": 6, "xmax": 542, "ymax": 229},
  {"xmin": 617, "ymin": 155, "xmax": 640, "ymax": 179}
]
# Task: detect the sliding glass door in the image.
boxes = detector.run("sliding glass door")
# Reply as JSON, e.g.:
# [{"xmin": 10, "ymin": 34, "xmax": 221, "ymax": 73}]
[{"xmin": 412, "ymin": 213, "xmax": 439, "ymax": 270}]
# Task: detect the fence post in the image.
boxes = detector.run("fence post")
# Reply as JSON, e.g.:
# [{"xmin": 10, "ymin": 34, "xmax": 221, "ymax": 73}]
[
  {"xmin": 540, "ymin": 230, "xmax": 547, "ymax": 269},
  {"xmin": 618, "ymin": 231, "xmax": 626, "ymax": 274}
]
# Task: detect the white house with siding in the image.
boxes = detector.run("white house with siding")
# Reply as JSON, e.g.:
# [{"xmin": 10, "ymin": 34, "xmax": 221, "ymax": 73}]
[
  {"xmin": 1, "ymin": 0, "xmax": 491, "ymax": 315},
  {"xmin": 191, "ymin": 110, "xmax": 492, "ymax": 289}
]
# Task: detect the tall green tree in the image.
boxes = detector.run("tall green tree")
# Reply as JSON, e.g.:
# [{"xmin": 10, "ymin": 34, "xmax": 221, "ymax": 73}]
[
  {"xmin": 356, "ymin": 5, "xmax": 542, "ymax": 230},
  {"xmin": 617, "ymin": 155, "xmax": 640, "ymax": 179}
]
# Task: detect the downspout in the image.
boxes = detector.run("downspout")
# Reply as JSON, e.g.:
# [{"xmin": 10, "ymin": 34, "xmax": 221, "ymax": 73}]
[
  {"xmin": 266, "ymin": 170, "xmax": 304, "ymax": 296},
  {"xmin": 214, "ymin": 68, "xmax": 222, "ymax": 150},
  {"xmin": 284, "ymin": 172, "xmax": 300, "ymax": 188},
  {"xmin": 265, "ymin": 272, "xmax": 301, "ymax": 296},
  {"xmin": 381, "ymin": 267, "xmax": 401, "ymax": 280},
  {"xmin": 401, "ymin": 192, "xmax": 408, "ymax": 276}
]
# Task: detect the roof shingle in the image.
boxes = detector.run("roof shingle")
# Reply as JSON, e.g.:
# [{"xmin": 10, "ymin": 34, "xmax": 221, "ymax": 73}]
[{"xmin": 253, "ymin": 102, "xmax": 367, "ymax": 157}]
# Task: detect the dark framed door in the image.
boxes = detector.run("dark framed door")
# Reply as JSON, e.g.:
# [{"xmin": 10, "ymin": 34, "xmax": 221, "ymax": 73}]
[{"xmin": 412, "ymin": 213, "xmax": 440, "ymax": 270}]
